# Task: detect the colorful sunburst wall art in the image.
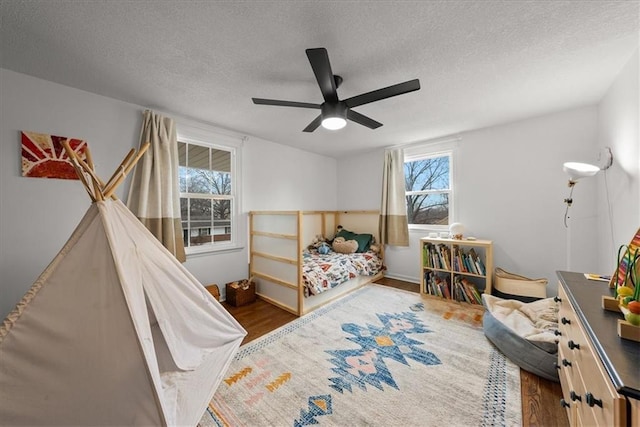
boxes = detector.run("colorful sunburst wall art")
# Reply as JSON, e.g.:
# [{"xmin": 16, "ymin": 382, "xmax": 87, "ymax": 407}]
[{"xmin": 21, "ymin": 131, "xmax": 88, "ymax": 180}]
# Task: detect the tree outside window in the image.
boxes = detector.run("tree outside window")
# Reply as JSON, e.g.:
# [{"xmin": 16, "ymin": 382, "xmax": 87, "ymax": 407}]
[
  {"xmin": 178, "ymin": 141, "xmax": 234, "ymax": 249},
  {"xmin": 404, "ymin": 153, "xmax": 451, "ymax": 226}
]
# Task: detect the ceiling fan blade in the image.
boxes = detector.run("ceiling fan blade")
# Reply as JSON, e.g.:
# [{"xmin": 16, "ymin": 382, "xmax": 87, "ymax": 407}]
[
  {"xmin": 344, "ymin": 79, "xmax": 420, "ymax": 108},
  {"xmin": 252, "ymin": 98, "xmax": 321, "ymax": 109},
  {"xmin": 347, "ymin": 110, "xmax": 383, "ymax": 129},
  {"xmin": 303, "ymin": 115, "xmax": 323, "ymax": 132},
  {"xmin": 306, "ymin": 48, "xmax": 339, "ymax": 104}
]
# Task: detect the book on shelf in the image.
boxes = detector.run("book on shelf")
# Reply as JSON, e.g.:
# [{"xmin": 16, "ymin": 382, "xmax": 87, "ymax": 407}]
[
  {"xmin": 454, "ymin": 280, "xmax": 469, "ymax": 303},
  {"xmin": 467, "ymin": 283, "xmax": 482, "ymax": 304},
  {"xmin": 423, "ymin": 243, "xmax": 441, "ymax": 269},
  {"xmin": 437, "ymin": 243, "xmax": 450, "ymax": 270},
  {"xmin": 453, "ymin": 276, "xmax": 482, "ymax": 304},
  {"xmin": 463, "ymin": 252, "xmax": 474, "ymax": 274},
  {"xmin": 468, "ymin": 248, "xmax": 486, "ymax": 276},
  {"xmin": 441, "ymin": 281, "xmax": 451, "ymax": 299},
  {"xmin": 424, "ymin": 271, "xmax": 452, "ymax": 299},
  {"xmin": 452, "ymin": 245, "xmax": 467, "ymax": 273},
  {"xmin": 423, "ymin": 245, "xmax": 430, "ymax": 268}
]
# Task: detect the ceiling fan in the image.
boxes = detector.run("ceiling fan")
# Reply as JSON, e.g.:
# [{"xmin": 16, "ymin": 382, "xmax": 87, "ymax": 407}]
[{"xmin": 252, "ymin": 48, "xmax": 420, "ymax": 132}]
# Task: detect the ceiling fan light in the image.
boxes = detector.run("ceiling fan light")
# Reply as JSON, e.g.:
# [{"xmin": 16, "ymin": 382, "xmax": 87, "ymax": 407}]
[
  {"xmin": 320, "ymin": 102, "xmax": 348, "ymax": 131},
  {"xmin": 321, "ymin": 116, "xmax": 347, "ymax": 130}
]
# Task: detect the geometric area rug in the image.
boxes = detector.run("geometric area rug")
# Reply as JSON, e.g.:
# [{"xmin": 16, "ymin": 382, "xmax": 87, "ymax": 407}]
[{"xmin": 199, "ymin": 284, "xmax": 522, "ymax": 427}]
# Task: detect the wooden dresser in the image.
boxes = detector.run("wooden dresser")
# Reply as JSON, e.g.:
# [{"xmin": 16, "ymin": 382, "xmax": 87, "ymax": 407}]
[{"xmin": 556, "ymin": 271, "xmax": 640, "ymax": 426}]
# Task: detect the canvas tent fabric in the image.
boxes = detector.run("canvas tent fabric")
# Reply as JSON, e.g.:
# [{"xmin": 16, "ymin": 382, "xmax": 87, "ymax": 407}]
[{"xmin": 0, "ymin": 199, "xmax": 246, "ymax": 426}]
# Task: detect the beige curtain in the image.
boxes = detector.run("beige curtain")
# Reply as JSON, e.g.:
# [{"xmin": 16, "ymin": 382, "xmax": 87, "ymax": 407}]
[
  {"xmin": 379, "ymin": 148, "xmax": 409, "ymax": 246},
  {"xmin": 127, "ymin": 110, "xmax": 186, "ymax": 262}
]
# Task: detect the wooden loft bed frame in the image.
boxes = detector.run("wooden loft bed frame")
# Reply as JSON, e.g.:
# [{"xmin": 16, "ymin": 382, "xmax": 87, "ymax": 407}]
[{"xmin": 249, "ymin": 210, "xmax": 385, "ymax": 316}]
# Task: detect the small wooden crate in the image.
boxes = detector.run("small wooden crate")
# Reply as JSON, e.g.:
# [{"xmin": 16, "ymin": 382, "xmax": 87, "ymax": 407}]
[
  {"xmin": 225, "ymin": 280, "xmax": 256, "ymax": 307},
  {"xmin": 205, "ymin": 284, "xmax": 220, "ymax": 301}
]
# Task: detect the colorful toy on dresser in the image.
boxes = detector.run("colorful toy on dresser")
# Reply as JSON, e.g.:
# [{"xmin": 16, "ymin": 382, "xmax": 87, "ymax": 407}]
[{"xmin": 604, "ymin": 227, "xmax": 640, "ymax": 341}]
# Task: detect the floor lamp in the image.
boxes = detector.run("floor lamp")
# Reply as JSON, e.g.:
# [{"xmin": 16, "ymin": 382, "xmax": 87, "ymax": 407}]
[{"xmin": 562, "ymin": 148, "xmax": 613, "ymax": 269}]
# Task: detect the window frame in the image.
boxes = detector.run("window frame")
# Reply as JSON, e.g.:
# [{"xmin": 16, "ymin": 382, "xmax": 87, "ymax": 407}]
[
  {"xmin": 404, "ymin": 145, "xmax": 456, "ymax": 231},
  {"xmin": 176, "ymin": 120, "xmax": 243, "ymax": 256}
]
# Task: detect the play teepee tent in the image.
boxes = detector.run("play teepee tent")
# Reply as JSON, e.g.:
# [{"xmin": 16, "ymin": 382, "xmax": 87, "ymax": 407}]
[{"xmin": 0, "ymin": 143, "xmax": 246, "ymax": 426}]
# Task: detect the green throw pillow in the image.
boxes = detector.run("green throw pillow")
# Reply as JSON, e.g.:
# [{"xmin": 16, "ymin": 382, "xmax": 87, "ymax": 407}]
[{"xmin": 335, "ymin": 228, "xmax": 357, "ymax": 241}]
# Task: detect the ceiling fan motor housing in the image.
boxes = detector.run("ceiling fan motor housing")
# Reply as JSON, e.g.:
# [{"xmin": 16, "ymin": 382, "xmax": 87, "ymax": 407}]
[{"xmin": 322, "ymin": 102, "xmax": 347, "ymax": 121}]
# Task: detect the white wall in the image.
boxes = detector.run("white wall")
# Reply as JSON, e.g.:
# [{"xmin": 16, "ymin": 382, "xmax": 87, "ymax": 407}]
[
  {"xmin": 0, "ymin": 69, "xmax": 141, "ymax": 320},
  {"xmin": 244, "ymin": 136, "xmax": 337, "ymax": 211},
  {"xmin": 339, "ymin": 106, "xmax": 600, "ymax": 296},
  {"xmin": 596, "ymin": 50, "xmax": 639, "ymax": 276},
  {"xmin": 337, "ymin": 148, "xmax": 383, "ymax": 210},
  {"xmin": 0, "ymin": 69, "xmax": 337, "ymax": 319}
]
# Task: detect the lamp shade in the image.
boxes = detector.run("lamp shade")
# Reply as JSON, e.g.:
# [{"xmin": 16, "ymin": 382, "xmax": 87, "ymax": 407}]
[{"xmin": 562, "ymin": 162, "xmax": 600, "ymax": 181}]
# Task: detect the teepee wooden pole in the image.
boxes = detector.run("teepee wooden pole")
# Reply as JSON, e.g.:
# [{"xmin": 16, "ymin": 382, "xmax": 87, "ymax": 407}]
[
  {"xmin": 82, "ymin": 146, "xmax": 104, "ymax": 199},
  {"xmin": 61, "ymin": 141, "xmax": 96, "ymax": 202},
  {"xmin": 103, "ymin": 142, "xmax": 150, "ymax": 199},
  {"xmin": 71, "ymin": 154, "xmax": 105, "ymax": 201},
  {"xmin": 104, "ymin": 148, "xmax": 135, "ymax": 192},
  {"xmin": 63, "ymin": 145, "xmax": 105, "ymax": 201},
  {"xmin": 83, "ymin": 145, "xmax": 94, "ymax": 170}
]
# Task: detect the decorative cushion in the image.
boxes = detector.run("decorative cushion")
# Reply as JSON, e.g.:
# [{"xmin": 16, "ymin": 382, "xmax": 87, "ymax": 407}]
[
  {"xmin": 335, "ymin": 228, "xmax": 373, "ymax": 253},
  {"xmin": 332, "ymin": 237, "xmax": 358, "ymax": 254}
]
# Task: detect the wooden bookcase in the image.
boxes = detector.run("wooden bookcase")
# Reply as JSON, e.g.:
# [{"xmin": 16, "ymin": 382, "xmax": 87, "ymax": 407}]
[{"xmin": 420, "ymin": 237, "xmax": 493, "ymax": 306}]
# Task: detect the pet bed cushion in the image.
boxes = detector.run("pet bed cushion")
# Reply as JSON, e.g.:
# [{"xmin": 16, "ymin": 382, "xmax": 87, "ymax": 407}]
[{"xmin": 482, "ymin": 294, "xmax": 559, "ymax": 382}]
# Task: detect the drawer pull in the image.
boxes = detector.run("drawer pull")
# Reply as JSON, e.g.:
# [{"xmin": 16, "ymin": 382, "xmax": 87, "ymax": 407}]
[
  {"xmin": 554, "ymin": 296, "xmax": 562, "ymax": 303},
  {"xmin": 562, "ymin": 358, "xmax": 572, "ymax": 367},
  {"xmin": 570, "ymin": 391, "xmax": 581, "ymax": 402},
  {"xmin": 560, "ymin": 399, "xmax": 570, "ymax": 408},
  {"xmin": 585, "ymin": 393, "xmax": 603, "ymax": 408},
  {"xmin": 561, "ymin": 317, "xmax": 571, "ymax": 325},
  {"xmin": 567, "ymin": 340, "xmax": 580, "ymax": 350},
  {"xmin": 554, "ymin": 329, "xmax": 562, "ymax": 336}
]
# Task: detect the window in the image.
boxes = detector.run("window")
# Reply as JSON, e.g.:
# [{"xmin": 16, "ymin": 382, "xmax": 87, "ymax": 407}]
[
  {"xmin": 177, "ymin": 123, "xmax": 242, "ymax": 254},
  {"xmin": 404, "ymin": 151, "xmax": 452, "ymax": 228}
]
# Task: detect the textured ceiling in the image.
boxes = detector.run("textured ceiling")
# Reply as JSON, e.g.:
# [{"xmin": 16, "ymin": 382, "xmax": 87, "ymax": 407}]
[{"xmin": 1, "ymin": 1, "xmax": 638, "ymax": 158}]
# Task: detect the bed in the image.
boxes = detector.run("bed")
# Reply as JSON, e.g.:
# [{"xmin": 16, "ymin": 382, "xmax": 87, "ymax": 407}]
[{"xmin": 249, "ymin": 210, "xmax": 384, "ymax": 316}]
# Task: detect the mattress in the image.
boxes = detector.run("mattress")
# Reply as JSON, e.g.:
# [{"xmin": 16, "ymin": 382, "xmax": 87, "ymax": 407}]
[{"xmin": 302, "ymin": 249, "xmax": 383, "ymax": 296}]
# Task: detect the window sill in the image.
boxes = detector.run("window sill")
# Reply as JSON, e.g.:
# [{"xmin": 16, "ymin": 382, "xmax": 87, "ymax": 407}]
[
  {"xmin": 185, "ymin": 244, "xmax": 245, "ymax": 258},
  {"xmin": 408, "ymin": 225, "xmax": 448, "ymax": 232}
]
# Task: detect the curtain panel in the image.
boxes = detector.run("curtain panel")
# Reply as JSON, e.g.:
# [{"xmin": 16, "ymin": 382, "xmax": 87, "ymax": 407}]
[
  {"xmin": 127, "ymin": 110, "xmax": 186, "ymax": 262},
  {"xmin": 379, "ymin": 148, "xmax": 409, "ymax": 246}
]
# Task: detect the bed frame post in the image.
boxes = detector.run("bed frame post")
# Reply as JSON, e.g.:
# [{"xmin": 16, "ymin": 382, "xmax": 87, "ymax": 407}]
[
  {"xmin": 249, "ymin": 212, "xmax": 254, "ymax": 281},
  {"xmin": 297, "ymin": 211, "xmax": 304, "ymax": 316}
]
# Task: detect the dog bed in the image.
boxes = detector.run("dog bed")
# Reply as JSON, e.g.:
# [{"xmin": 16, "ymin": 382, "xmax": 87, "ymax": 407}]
[{"xmin": 482, "ymin": 294, "xmax": 559, "ymax": 382}]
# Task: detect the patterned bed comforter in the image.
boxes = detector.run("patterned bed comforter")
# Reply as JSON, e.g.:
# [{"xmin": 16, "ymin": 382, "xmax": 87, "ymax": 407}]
[{"xmin": 302, "ymin": 249, "xmax": 383, "ymax": 297}]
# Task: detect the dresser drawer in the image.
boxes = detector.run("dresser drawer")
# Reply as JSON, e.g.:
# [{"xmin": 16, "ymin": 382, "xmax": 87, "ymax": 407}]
[
  {"xmin": 557, "ymin": 285, "xmax": 579, "ymax": 342},
  {"xmin": 631, "ymin": 398, "xmax": 640, "ymax": 427},
  {"xmin": 557, "ymin": 282, "xmax": 627, "ymax": 426},
  {"xmin": 557, "ymin": 345, "xmax": 577, "ymax": 420},
  {"xmin": 574, "ymin": 342, "xmax": 626, "ymax": 427}
]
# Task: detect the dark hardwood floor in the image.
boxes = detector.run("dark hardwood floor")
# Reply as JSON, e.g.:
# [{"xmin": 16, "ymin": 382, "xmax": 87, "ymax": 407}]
[{"xmin": 221, "ymin": 277, "xmax": 569, "ymax": 427}]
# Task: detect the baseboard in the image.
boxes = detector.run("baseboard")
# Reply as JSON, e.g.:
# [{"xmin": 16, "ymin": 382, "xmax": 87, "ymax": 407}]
[{"xmin": 383, "ymin": 272, "xmax": 420, "ymax": 284}]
